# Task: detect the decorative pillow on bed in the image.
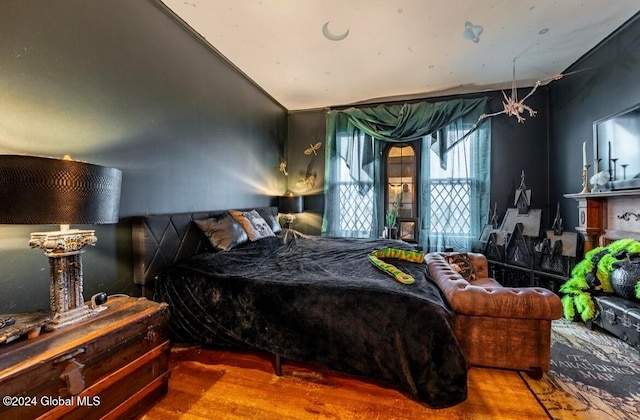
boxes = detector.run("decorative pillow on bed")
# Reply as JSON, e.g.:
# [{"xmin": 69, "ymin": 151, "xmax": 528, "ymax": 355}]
[
  {"xmin": 446, "ymin": 253, "xmax": 477, "ymax": 282},
  {"xmin": 195, "ymin": 216, "xmax": 248, "ymax": 251},
  {"xmin": 229, "ymin": 209, "xmax": 276, "ymax": 241},
  {"xmin": 257, "ymin": 209, "xmax": 282, "ymax": 234}
]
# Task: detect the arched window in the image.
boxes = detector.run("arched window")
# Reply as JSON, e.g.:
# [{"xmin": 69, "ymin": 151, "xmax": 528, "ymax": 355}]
[{"xmin": 384, "ymin": 143, "xmax": 419, "ymax": 242}]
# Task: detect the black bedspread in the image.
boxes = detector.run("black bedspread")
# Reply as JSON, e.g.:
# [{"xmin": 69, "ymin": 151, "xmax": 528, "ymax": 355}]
[{"xmin": 154, "ymin": 235, "xmax": 467, "ymax": 408}]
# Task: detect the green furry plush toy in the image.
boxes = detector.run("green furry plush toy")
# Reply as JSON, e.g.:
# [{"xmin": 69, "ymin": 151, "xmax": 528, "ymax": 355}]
[{"xmin": 560, "ymin": 238, "xmax": 640, "ymax": 322}]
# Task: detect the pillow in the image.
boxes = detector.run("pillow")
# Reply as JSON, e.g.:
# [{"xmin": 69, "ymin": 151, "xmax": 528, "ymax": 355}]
[
  {"xmin": 229, "ymin": 209, "xmax": 276, "ymax": 241},
  {"xmin": 447, "ymin": 253, "xmax": 477, "ymax": 282},
  {"xmin": 257, "ymin": 208, "xmax": 282, "ymax": 234},
  {"xmin": 195, "ymin": 216, "xmax": 248, "ymax": 251}
]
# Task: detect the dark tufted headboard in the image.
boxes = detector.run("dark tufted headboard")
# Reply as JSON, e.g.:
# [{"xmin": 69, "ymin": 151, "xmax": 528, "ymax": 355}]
[{"xmin": 132, "ymin": 207, "xmax": 278, "ymax": 287}]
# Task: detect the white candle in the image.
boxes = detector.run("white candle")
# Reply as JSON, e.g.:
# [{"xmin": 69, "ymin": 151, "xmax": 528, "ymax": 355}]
[{"xmin": 582, "ymin": 141, "xmax": 586, "ymax": 166}]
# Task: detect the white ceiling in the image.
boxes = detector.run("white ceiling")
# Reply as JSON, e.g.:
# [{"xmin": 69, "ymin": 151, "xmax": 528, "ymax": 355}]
[{"xmin": 161, "ymin": 0, "xmax": 639, "ymax": 111}]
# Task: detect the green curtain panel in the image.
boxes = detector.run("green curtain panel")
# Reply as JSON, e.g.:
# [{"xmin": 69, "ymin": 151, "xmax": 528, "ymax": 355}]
[
  {"xmin": 323, "ymin": 112, "xmax": 380, "ymax": 238},
  {"xmin": 341, "ymin": 97, "xmax": 487, "ymax": 141},
  {"xmin": 421, "ymin": 114, "xmax": 491, "ymax": 252}
]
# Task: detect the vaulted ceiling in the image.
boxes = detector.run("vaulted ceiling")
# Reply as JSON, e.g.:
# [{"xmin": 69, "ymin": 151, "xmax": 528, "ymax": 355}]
[{"xmin": 160, "ymin": 0, "xmax": 639, "ymax": 111}]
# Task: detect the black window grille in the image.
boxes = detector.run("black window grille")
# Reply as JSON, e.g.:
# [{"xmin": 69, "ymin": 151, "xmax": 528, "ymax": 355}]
[
  {"xmin": 426, "ymin": 178, "xmax": 472, "ymax": 235},
  {"xmin": 338, "ymin": 183, "xmax": 374, "ymax": 233}
]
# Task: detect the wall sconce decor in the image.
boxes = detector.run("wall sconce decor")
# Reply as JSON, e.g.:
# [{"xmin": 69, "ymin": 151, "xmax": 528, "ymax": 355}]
[{"xmin": 0, "ymin": 155, "xmax": 122, "ymax": 331}]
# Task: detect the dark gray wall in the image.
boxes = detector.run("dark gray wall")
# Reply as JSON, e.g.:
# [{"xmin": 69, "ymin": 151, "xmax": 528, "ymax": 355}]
[
  {"xmin": 288, "ymin": 88, "xmax": 550, "ymax": 236},
  {"xmin": 0, "ymin": 0, "xmax": 286, "ymax": 313},
  {"xmin": 549, "ymin": 14, "xmax": 640, "ymax": 230},
  {"xmin": 286, "ymin": 111, "xmax": 327, "ymax": 233},
  {"xmin": 490, "ymin": 89, "xmax": 550, "ymax": 223}
]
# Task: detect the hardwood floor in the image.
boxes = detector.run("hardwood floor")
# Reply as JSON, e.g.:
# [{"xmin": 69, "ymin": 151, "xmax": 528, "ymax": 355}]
[{"xmin": 140, "ymin": 347, "xmax": 549, "ymax": 420}]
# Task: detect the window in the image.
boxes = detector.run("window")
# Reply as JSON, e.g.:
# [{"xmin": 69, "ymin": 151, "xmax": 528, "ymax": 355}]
[
  {"xmin": 425, "ymin": 135, "xmax": 472, "ymax": 236},
  {"xmin": 323, "ymin": 130, "xmax": 378, "ymax": 238},
  {"xmin": 421, "ymin": 121, "xmax": 490, "ymax": 252},
  {"xmin": 382, "ymin": 134, "xmax": 481, "ymax": 247},
  {"xmin": 384, "ymin": 143, "xmax": 419, "ymax": 241},
  {"xmin": 335, "ymin": 153, "xmax": 374, "ymax": 234},
  {"xmin": 323, "ymin": 105, "xmax": 490, "ymax": 248}
]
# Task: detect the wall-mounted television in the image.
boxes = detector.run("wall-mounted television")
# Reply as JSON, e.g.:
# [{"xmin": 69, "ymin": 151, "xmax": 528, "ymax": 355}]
[{"xmin": 593, "ymin": 102, "xmax": 640, "ymax": 190}]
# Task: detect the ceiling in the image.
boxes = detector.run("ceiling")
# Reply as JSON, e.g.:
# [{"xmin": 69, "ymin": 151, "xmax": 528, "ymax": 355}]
[{"xmin": 160, "ymin": 0, "xmax": 639, "ymax": 111}]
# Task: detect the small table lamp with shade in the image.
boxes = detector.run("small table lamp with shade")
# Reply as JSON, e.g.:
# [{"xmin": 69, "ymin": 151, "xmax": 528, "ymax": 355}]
[
  {"xmin": 278, "ymin": 193, "xmax": 303, "ymax": 230},
  {"xmin": 0, "ymin": 155, "xmax": 122, "ymax": 333}
]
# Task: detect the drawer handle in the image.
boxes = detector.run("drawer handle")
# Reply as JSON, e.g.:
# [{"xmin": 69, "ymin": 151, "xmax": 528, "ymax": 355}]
[{"xmin": 60, "ymin": 359, "xmax": 85, "ymax": 396}]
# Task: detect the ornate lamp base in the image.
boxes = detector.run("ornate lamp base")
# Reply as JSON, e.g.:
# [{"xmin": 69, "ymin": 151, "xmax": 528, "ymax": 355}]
[
  {"xmin": 29, "ymin": 228, "xmax": 104, "ymax": 331},
  {"xmin": 47, "ymin": 305, "xmax": 95, "ymax": 331},
  {"xmin": 281, "ymin": 213, "xmax": 297, "ymax": 230}
]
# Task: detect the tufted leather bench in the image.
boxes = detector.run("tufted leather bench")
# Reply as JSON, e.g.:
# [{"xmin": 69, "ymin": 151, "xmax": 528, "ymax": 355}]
[{"xmin": 425, "ymin": 252, "xmax": 563, "ymax": 377}]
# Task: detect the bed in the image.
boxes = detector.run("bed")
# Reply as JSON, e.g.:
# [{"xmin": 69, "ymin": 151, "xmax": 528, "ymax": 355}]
[{"xmin": 132, "ymin": 207, "xmax": 467, "ymax": 408}]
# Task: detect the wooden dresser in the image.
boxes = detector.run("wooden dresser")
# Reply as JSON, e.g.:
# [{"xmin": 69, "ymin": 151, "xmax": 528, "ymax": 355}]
[{"xmin": 0, "ymin": 296, "xmax": 170, "ymax": 420}]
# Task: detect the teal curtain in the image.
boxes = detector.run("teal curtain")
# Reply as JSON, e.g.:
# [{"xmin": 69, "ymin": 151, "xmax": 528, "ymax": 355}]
[
  {"xmin": 340, "ymin": 96, "xmax": 488, "ymax": 174},
  {"xmin": 322, "ymin": 112, "xmax": 380, "ymax": 238},
  {"xmin": 342, "ymin": 97, "xmax": 487, "ymax": 140},
  {"xmin": 323, "ymin": 97, "xmax": 489, "ymax": 243},
  {"xmin": 421, "ymin": 113, "xmax": 491, "ymax": 252}
]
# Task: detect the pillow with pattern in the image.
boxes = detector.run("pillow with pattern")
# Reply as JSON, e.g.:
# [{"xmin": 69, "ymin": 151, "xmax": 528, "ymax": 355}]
[
  {"xmin": 257, "ymin": 208, "xmax": 282, "ymax": 234},
  {"xmin": 447, "ymin": 253, "xmax": 477, "ymax": 282},
  {"xmin": 230, "ymin": 209, "xmax": 276, "ymax": 241},
  {"xmin": 195, "ymin": 216, "xmax": 248, "ymax": 251}
]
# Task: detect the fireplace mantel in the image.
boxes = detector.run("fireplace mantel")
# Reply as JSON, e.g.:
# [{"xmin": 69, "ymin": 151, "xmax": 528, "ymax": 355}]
[{"xmin": 564, "ymin": 189, "xmax": 640, "ymax": 251}]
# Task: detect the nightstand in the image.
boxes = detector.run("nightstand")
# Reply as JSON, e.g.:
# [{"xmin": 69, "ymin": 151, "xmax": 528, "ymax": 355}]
[{"xmin": 0, "ymin": 296, "xmax": 170, "ymax": 420}]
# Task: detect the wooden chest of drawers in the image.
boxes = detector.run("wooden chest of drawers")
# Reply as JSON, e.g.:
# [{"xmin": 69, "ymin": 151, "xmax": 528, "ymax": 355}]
[{"xmin": 0, "ymin": 296, "xmax": 170, "ymax": 420}]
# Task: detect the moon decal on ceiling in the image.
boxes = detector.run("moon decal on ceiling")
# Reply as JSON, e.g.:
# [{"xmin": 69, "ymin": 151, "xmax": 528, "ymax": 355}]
[{"xmin": 322, "ymin": 22, "xmax": 349, "ymax": 41}]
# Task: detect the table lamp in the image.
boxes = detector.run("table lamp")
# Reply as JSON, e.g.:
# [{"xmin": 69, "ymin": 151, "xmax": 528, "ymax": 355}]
[
  {"xmin": 0, "ymin": 155, "xmax": 122, "ymax": 330},
  {"xmin": 278, "ymin": 193, "xmax": 303, "ymax": 229}
]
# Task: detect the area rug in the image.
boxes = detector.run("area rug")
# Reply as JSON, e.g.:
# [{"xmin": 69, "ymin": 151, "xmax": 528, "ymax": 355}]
[{"xmin": 520, "ymin": 318, "xmax": 640, "ymax": 420}]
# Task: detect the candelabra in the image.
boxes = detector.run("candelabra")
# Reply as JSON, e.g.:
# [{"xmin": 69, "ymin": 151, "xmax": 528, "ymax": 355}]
[
  {"xmin": 621, "ymin": 164, "xmax": 629, "ymax": 180},
  {"xmin": 581, "ymin": 164, "xmax": 591, "ymax": 194},
  {"xmin": 610, "ymin": 158, "xmax": 618, "ymax": 181}
]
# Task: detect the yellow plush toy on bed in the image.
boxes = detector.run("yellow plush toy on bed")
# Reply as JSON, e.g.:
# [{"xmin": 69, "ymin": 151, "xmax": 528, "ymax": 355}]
[{"xmin": 368, "ymin": 247, "xmax": 424, "ymax": 284}]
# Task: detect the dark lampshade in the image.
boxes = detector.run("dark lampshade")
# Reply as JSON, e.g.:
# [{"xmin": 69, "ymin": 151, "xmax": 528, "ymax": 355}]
[
  {"xmin": 0, "ymin": 155, "xmax": 122, "ymax": 225},
  {"xmin": 278, "ymin": 194, "xmax": 303, "ymax": 214}
]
